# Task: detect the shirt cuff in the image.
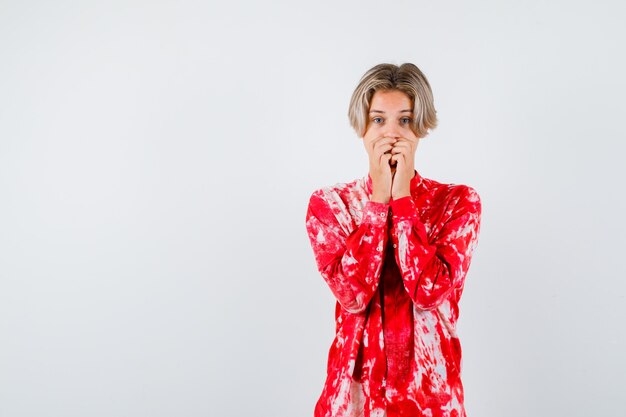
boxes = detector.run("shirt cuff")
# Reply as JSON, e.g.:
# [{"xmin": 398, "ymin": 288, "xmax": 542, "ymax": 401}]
[
  {"xmin": 389, "ymin": 196, "xmax": 418, "ymax": 222},
  {"xmin": 389, "ymin": 196, "xmax": 431, "ymax": 245},
  {"xmin": 362, "ymin": 200, "xmax": 389, "ymax": 226}
]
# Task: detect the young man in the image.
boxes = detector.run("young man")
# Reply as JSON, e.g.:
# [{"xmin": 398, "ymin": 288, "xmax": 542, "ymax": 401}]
[{"xmin": 305, "ymin": 62, "xmax": 482, "ymax": 417}]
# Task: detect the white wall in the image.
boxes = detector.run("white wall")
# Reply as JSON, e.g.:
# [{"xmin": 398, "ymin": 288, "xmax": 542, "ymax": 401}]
[{"xmin": 1, "ymin": 1, "xmax": 624, "ymax": 416}]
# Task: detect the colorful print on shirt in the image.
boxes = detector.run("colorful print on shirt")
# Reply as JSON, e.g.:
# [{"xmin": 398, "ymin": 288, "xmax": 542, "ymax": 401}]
[{"xmin": 305, "ymin": 169, "xmax": 482, "ymax": 417}]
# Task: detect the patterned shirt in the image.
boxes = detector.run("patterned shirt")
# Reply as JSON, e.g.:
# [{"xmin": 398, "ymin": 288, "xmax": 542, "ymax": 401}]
[{"xmin": 305, "ymin": 169, "xmax": 482, "ymax": 417}]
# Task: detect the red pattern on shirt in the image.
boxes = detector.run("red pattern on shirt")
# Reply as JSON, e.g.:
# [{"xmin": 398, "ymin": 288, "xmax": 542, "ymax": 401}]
[{"xmin": 305, "ymin": 169, "xmax": 482, "ymax": 417}]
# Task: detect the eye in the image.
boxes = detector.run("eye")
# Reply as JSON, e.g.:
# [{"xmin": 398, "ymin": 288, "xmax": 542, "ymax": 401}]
[
  {"xmin": 372, "ymin": 117, "xmax": 383, "ymax": 124},
  {"xmin": 401, "ymin": 117, "xmax": 413, "ymax": 125}
]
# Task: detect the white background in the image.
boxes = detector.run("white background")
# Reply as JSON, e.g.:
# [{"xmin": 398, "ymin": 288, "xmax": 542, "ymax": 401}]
[{"xmin": 1, "ymin": 1, "xmax": 625, "ymax": 416}]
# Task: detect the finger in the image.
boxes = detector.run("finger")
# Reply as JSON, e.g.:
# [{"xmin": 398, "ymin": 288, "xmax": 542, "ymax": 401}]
[
  {"xmin": 374, "ymin": 142, "xmax": 396, "ymax": 158},
  {"xmin": 376, "ymin": 140, "xmax": 395, "ymax": 150},
  {"xmin": 391, "ymin": 152, "xmax": 405, "ymax": 165},
  {"xmin": 368, "ymin": 136, "xmax": 393, "ymax": 154},
  {"xmin": 397, "ymin": 136, "xmax": 418, "ymax": 144},
  {"xmin": 379, "ymin": 144, "xmax": 394, "ymax": 156},
  {"xmin": 379, "ymin": 149, "xmax": 392, "ymax": 162},
  {"xmin": 391, "ymin": 140, "xmax": 411, "ymax": 150},
  {"xmin": 375, "ymin": 137, "xmax": 397, "ymax": 149},
  {"xmin": 391, "ymin": 143, "xmax": 411, "ymax": 156},
  {"xmin": 392, "ymin": 139, "xmax": 415, "ymax": 154},
  {"xmin": 373, "ymin": 136, "xmax": 396, "ymax": 144},
  {"xmin": 380, "ymin": 153, "xmax": 392, "ymax": 170},
  {"xmin": 363, "ymin": 135, "xmax": 382, "ymax": 151}
]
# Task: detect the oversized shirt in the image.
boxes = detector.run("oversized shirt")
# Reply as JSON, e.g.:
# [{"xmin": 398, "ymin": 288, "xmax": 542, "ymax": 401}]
[{"xmin": 305, "ymin": 169, "xmax": 482, "ymax": 417}]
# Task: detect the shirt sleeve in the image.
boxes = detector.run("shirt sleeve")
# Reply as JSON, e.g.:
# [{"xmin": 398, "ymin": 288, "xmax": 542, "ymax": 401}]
[
  {"xmin": 389, "ymin": 186, "xmax": 482, "ymax": 311},
  {"xmin": 305, "ymin": 190, "xmax": 390, "ymax": 314}
]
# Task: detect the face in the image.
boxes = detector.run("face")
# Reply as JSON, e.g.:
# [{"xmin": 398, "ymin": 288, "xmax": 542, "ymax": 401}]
[{"xmin": 363, "ymin": 89, "xmax": 420, "ymax": 173}]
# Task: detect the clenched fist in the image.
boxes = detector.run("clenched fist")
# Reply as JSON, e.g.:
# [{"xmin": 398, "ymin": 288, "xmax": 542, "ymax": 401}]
[
  {"xmin": 362, "ymin": 135, "xmax": 396, "ymax": 204},
  {"xmin": 389, "ymin": 136, "xmax": 418, "ymax": 200}
]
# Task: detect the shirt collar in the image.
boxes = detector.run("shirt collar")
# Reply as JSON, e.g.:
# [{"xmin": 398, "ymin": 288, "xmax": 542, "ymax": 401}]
[{"xmin": 365, "ymin": 169, "xmax": 423, "ymax": 196}]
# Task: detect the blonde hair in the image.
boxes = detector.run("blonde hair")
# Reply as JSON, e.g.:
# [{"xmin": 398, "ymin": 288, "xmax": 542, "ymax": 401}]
[{"xmin": 348, "ymin": 63, "xmax": 438, "ymax": 138}]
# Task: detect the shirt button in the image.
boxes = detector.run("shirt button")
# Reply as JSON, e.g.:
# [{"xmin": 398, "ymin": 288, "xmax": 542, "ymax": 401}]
[
  {"xmin": 393, "ymin": 244, "xmax": 397, "ymax": 248},
  {"xmin": 379, "ymin": 212, "xmax": 385, "ymax": 217}
]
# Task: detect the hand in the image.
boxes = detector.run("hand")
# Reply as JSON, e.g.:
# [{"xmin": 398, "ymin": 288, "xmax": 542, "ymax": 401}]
[
  {"xmin": 362, "ymin": 134, "xmax": 397, "ymax": 204},
  {"xmin": 390, "ymin": 136, "xmax": 418, "ymax": 199}
]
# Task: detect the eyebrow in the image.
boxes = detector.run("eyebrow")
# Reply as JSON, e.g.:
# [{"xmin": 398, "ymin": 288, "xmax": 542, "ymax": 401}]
[{"xmin": 369, "ymin": 109, "xmax": 413, "ymax": 113}]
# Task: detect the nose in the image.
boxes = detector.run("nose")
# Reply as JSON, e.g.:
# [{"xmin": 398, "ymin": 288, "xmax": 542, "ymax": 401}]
[{"xmin": 383, "ymin": 125, "xmax": 402, "ymax": 139}]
